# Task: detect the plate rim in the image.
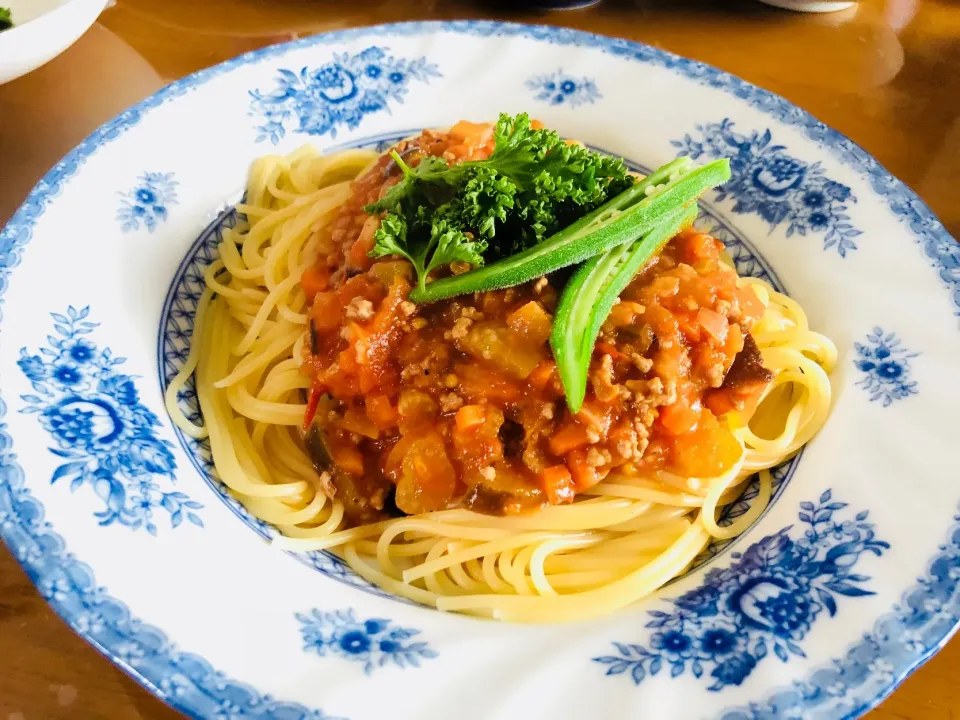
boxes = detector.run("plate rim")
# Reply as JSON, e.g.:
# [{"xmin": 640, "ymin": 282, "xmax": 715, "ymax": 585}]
[{"xmin": 0, "ymin": 19, "xmax": 957, "ymax": 720}]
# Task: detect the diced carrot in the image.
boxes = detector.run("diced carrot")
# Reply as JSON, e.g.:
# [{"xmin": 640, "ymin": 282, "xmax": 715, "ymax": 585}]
[
  {"xmin": 567, "ymin": 449, "xmax": 601, "ymax": 491},
  {"xmin": 301, "ymin": 266, "xmax": 330, "ymax": 302},
  {"xmin": 539, "ymin": 465, "xmax": 575, "ymax": 505},
  {"xmin": 456, "ymin": 405, "xmax": 487, "ymax": 432},
  {"xmin": 658, "ymin": 401, "xmax": 701, "ymax": 436},
  {"xmin": 528, "ymin": 360, "xmax": 556, "ymax": 391},
  {"xmin": 548, "ymin": 419, "xmax": 592, "ymax": 456},
  {"xmin": 697, "ymin": 307, "xmax": 729, "ymax": 343},
  {"xmin": 365, "ymin": 394, "xmax": 398, "ymax": 430}
]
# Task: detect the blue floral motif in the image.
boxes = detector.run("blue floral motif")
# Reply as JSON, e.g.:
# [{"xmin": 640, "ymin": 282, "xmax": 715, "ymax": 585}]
[
  {"xmin": 249, "ymin": 47, "xmax": 440, "ymax": 144},
  {"xmin": 17, "ymin": 307, "xmax": 203, "ymax": 534},
  {"xmin": 297, "ymin": 608, "xmax": 438, "ymax": 675},
  {"xmin": 593, "ymin": 491, "xmax": 889, "ymax": 691},
  {"xmin": 116, "ymin": 172, "xmax": 179, "ymax": 233},
  {"xmin": 672, "ymin": 119, "xmax": 861, "ymax": 257},
  {"xmin": 854, "ymin": 328, "xmax": 919, "ymax": 406},
  {"xmin": 526, "ymin": 69, "xmax": 601, "ymax": 107}
]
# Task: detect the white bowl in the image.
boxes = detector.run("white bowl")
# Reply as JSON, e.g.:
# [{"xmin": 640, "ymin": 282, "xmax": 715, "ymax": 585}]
[{"xmin": 0, "ymin": 0, "xmax": 110, "ymax": 85}]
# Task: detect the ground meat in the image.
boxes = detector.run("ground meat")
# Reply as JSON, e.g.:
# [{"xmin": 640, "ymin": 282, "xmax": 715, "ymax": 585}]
[
  {"xmin": 446, "ymin": 317, "xmax": 473, "ymax": 340},
  {"xmin": 439, "ymin": 392, "xmax": 464, "ymax": 413},
  {"xmin": 631, "ymin": 353, "xmax": 654, "ymax": 373},
  {"xmin": 591, "ymin": 353, "xmax": 622, "ymax": 403},
  {"xmin": 345, "ymin": 297, "xmax": 374, "ymax": 320}
]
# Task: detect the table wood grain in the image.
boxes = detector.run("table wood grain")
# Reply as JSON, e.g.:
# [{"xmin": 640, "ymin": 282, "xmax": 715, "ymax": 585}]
[{"xmin": 1, "ymin": 1, "xmax": 958, "ymax": 717}]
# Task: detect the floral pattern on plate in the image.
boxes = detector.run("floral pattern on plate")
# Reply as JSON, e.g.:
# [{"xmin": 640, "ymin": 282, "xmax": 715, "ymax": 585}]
[
  {"xmin": 594, "ymin": 491, "xmax": 889, "ymax": 690},
  {"xmin": 853, "ymin": 328, "xmax": 919, "ymax": 406},
  {"xmin": 117, "ymin": 172, "xmax": 179, "ymax": 233},
  {"xmin": 526, "ymin": 69, "xmax": 601, "ymax": 107},
  {"xmin": 672, "ymin": 119, "xmax": 861, "ymax": 257},
  {"xmin": 249, "ymin": 46, "xmax": 441, "ymax": 144},
  {"xmin": 17, "ymin": 306, "xmax": 203, "ymax": 534},
  {"xmin": 298, "ymin": 608, "xmax": 438, "ymax": 675}
]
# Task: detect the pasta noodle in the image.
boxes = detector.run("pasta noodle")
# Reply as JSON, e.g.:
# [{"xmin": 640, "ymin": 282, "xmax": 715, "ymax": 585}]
[{"xmin": 164, "ymin": 142, "xmax": 835, "ymax": 623}]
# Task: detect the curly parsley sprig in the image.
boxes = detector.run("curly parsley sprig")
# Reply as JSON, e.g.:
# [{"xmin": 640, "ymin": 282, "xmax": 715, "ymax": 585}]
[{"xmin": 365, "ymin": 112, "xmax": 632, "ymax": 290}]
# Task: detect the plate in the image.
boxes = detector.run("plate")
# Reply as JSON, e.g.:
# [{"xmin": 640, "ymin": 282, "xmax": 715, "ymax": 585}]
[
  {"xmin": 2, "ymin": 21, "xmax": 959, "ymax": 720},
  {"xmin": 0, "ymin": 0, "xmax": 109, "ymax": 85}
]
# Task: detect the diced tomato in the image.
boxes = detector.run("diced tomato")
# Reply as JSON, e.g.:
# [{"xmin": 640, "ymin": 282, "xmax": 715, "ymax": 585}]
[
  {"xmin": 676, "ymin": 229, "xmax": 718, "ymax": 265},
  {"xmin": 356, "ymin": 276, "xmax": 408, "ymax": 393},
  {"xmin": 548, "ymin": 419, "xmax": 592, "ymax": 456},
  {"xmin": 576, "ymin": 400, "xmax": 614, "ymax": 433},
  {"xmin": 737, "ymin": 285, "xmax": 766, "ymax": 325},
  {"xmin": 675, "ymin": 310, "xmax": 702, "ymax": 343},
  {"xmin": 331, "ymin": 444, "xmax": 365, "ymax": 476},
  {"xmin": 301, "ymin": 266, "xmax": 330, "ymax": 302},
  {"xmin": 703, "ymin": 388, "xmax": 738, "ymax": 417},
  {"xmin": 456, "ymin": 405, "xmax": 486, "ymax": 432},
  {"xmin": 658, "ymin": 400, "xmax": 701, "ymax": 436},
  {"xmin": 704, "ymin": 381, "xmax": 768, "ymax": 418},
  {"xmin": 697, "ymin": 307, "xmax": 729, "ymax": 343},
  {"xmin": 528, "ymin": 360, "xmax": 556, "ymax": 392},
  {"xmin": 348, "ymin": 215, "xmax": 380, "ymax": 269},
  {"xmin": 311, "ymin": 291, "xmax": 343, "ymax": 332},
  {"xmin": 365, "ymin": 394, "xmax": 398, "ymax": 430},
  {"xmin": 669, "ymin": 412, "xmax": 741, "ymax": 478},
  {"xmin": 539, "ymin": 465, "xmax": 575, "ymax": 505}
]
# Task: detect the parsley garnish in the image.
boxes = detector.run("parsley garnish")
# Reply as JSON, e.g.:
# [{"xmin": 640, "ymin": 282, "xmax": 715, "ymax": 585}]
[{"xmin": 366, "ymin": 112, "xmax": 631, "ymax": 291}]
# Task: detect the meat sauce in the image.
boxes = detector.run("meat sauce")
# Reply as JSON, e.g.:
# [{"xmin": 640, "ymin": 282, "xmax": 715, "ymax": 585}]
[{"xmin": 300, "ymin": 123, "xmax": 772, "ymax": 522}]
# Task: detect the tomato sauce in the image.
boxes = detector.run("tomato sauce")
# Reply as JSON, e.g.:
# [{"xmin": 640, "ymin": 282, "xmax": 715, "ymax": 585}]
[{"xmin": 301, "ymin": 125, "xmax": 769, "ymax": 519}]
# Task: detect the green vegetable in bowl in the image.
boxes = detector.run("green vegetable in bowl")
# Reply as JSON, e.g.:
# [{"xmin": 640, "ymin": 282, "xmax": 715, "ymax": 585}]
[{"xmin": 0, "ymin": 7, "xmax": 13, "ymax": 31}]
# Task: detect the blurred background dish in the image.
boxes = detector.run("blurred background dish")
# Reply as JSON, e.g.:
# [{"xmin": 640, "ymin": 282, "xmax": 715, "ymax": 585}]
[
  {"xmin": 756, "ymin": 0, "xmax": 855, "ymax": 10},
  {"xmin": 0, "ymin": 0, "xmax": 110, "ymax": 84}
]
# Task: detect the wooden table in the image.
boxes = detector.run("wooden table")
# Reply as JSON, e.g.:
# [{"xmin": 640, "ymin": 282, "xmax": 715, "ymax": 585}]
[{"xmin": 1, "ymin": 0, "xmax": 958, "ymax": 717}]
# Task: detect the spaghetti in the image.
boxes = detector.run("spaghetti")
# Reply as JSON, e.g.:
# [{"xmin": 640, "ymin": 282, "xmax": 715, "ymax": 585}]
[{"xmin": 165, "ymin": 133, "xmax": 835, "ymax": 623}]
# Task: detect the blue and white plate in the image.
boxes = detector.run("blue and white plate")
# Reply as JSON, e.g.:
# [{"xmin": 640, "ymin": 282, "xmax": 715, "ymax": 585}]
[{"xmin": 2, "ymin": 21, "xmax": 958, "ymax": 720}]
